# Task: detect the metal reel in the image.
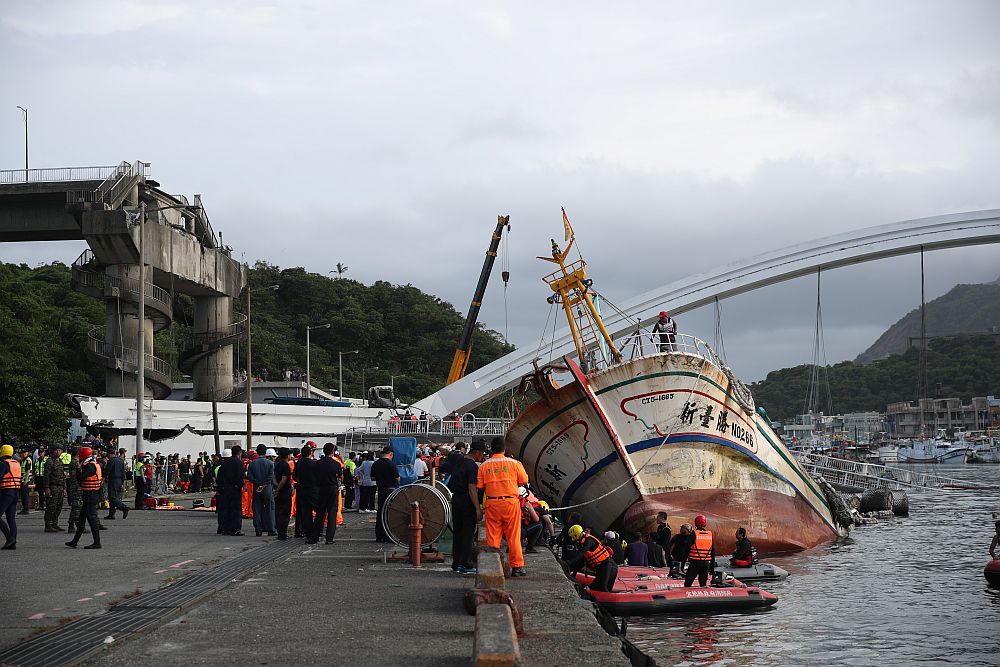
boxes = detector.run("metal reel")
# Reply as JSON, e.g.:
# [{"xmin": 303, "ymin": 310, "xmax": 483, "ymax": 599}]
[
  {"xmin": 418, "ymin": 477, "xmax": 453, "ymax": 502},
  {"xmin": 381, "ymin": 483, "xmax": 452, "ymax": 548}
]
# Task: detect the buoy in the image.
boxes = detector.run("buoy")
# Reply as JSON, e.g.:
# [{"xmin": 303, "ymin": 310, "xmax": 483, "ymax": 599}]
[{"xmin": 985, "ymin": 560, "xmax": 1000, "ymax": 587}]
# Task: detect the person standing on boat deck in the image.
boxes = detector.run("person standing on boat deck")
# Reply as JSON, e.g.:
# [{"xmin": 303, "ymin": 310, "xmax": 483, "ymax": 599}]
[
  {"xmin": 655, "ymin": 511, "xmax": 672, "ymax": 566},
  {"xmin": 645, "ymin": 532, "xmax": 667, "ymax": 568},
  {"xmin": 566, "ymin": 525, "xmax": 618, "ymax": 592},
  {"xmin": 670, "ymin": 523, "xmax": 694, "ymax": 575},
  {"xmin": 652, "ymin": 311, "xmax": 677, "ymax": 352},
  {"xmin": 685, "ymin": 515, "xmax": 716, "ymax": 587},
  {"xmin": 990, "ymin": 521, "xmax": 1000, "ymax": 560},
  {"xmin": 477, "ymin": 437, "xmax": 529, "ymax": 577}
]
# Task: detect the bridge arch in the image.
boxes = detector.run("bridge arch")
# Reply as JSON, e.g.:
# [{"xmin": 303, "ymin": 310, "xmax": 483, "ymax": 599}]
[{"xmin": 414, "ymin": 208, "xmax": 1000, "ymax": 416}]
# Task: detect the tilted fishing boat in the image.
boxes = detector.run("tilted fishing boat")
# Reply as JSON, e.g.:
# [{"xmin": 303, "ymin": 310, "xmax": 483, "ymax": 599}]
[{"xmin": 506, "ymin": 233, "xmax": 850, "ymax": 555}]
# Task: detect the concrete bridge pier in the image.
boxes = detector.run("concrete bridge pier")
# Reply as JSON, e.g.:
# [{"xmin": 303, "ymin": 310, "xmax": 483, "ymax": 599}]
[
  {"xmin": 102, "ymin": 264, "xmax": 156, "ymax": 399},
  {"xmin": 190, "ymin": 295, "xmax": 237, "ymax": 401}
]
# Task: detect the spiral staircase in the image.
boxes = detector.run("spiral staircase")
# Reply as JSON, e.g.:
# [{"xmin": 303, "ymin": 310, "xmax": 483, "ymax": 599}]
[
  {"xmin": 72, "ymin": 249, "xmax": 174, "ymax": 399},
  {"xmin": 178, "ymin": 315, "xmax": 247, "ymax": 401}
]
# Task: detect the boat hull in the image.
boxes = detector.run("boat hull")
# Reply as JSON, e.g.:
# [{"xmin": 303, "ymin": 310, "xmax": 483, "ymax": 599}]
[
  {"xmin": 508, "ymin": 352, "xmax": 843, "ymax": 555},
  {"xmin": 573, "ymin": 572, "xmax": 778, "ymax": 614}
]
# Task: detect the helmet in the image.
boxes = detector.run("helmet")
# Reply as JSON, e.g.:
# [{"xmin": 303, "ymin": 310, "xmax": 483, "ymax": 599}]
[
  {"xmin": 0, "ymin": 444, "xmax": 12, "ymax": 458},
  {"xmin": 567, "ymin": 524, "xmax": 584, "ymax": 541},
  {"xmin": 78, "ymin": 446, "xmax": 93, "ymax": 460},
  {"xmin": 517, "ymin": 486, "xmax": 528, "ymax": 498},
  {"xmin": 603, "ymin": 530, "xmax": 616, "ymax": 540},
  {"xmin": 222, "ymin": 448, "xmax": 232, "ymax": 458},
  {"xmin": 538, "ymin": 500, "xmax": 550, "ymax": 511},
  {"xmin": 265, "ymin": 448, "xmax": 277, "ymax": 457},
  {"xmin": 694, "ymin": 514, "xmax": 707, "ymax": 528},
  {"xmin": 659, "ymin": 311, "xmax": 668, "ymax": 318}
]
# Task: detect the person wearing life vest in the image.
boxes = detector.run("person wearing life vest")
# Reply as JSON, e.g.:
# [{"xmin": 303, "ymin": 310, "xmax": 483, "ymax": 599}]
[
  {"xmin": 565, "ymin": 524, "xmax": 618, "ymax": 592},
  {"xmin": 731, "ymin": 527, "xmax": 754, "ymax": 567},
  {"xmin": 1, "ymin": 444, "xmax": 22, "ymax": 549},
  {"xmin": 65, "ymin": 446, "xmax": 102, "ymax": 549},
  {"xmin": 684, "ymin": 514, "xmax": 715, "ymax": 587}
]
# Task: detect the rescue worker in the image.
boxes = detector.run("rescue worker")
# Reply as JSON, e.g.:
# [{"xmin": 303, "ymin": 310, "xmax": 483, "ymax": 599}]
[
  {"xmin": 603, "ymin": 531, "xmax": 626, "ymax": 565},
  {"xmin": 247, "ymin": 444, "xmax": 276, "ymax": 537},
  {"xmin": 273, "ymin": 448, "xmax": 293, "ymax": 540},
  {"xmin": 450, "ymin": 439, "xmax": 487, "ymax": 574},
  {"xmin": 517, "ymin": 486, "xmax": 543, "ymax": 554},
  {"xmin": 35, "ymin": 447, "xmax": 48, "ymax": 512},
  {"xmin": 566, "ymin": 524, "xmax": 618, "ymax": 592},
  {"xmin": 133, "ymin": 452, "xmax": 147, "ymax": 509},
  {"xmin": 311, "ymin": 442, "xmax": 342, "ymax": 544},
  {"xmin": 731, "ymin": 527, "xmax": 754, "ymax": 567},
  {"xmin": 214, "ymin": 449, "xmax": 229, "ymax": 534},
  {"xmin": 669, "ymin": 523, "xmax": 694, "ymax": 576},
  {"xmin": 44, "ymin": 444, "xmax": 67, "ymax": 532},
  {"xmin": 342, "ymin": 452, "xmax": 357, "ymax": 511},
  {"xmin": 18, "ymin": 450, "xmax": 32, "ymax": 514},
  {"xmin": 655, "ymin": 511, "xmax": 672, "ymax": 566},
  {"xmin": 476, "ymin": 437, "xmax": 529, "ymax": 577},
  {"xmin": 1, "ymin": 444, "xmax": 21, "ymax": 549},
  {"xmin": 105, "ymin": 449, "xmax": 130, "ymax": 520},
  {"xmin": 371, "ymin": 446, "xmax": 399, "ymax": 543},
  {"xmin": 684, "ymin": 514, "xmax": 715, "ymax": 587},
  {"xmin": 294, "ymin": 443, "xmax": 317, "ymax": 540},
  {"xmin": 652, "ymin": 311, "xmax": 677, "ymax": 352},
  {"xmin": 66, "ymin": 448, "xmax": 82, "ymax": 533},
  {"xmin": 65, "ymin": 446, "xmax": 102, "ymax": 549},
  {"xmin": 217, "ymin": 445, "xmax": 246, "ymax": 536}
]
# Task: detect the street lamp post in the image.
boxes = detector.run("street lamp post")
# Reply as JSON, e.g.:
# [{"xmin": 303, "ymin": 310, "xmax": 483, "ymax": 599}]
[
  {"xmin": 246, "ymin": 283, "xmax": 279, "ymax": 449},
  {"xmin": 306, "ymin": 323, "xmax": 330, "ymax": 397},
  {"xmin": 362, "ymin": 366, "xmax": 379, "ymax": 402},
  {"xmin": 391, "ymin": 373, "xmax": 406, "ymax": 392},
  {"xmin": 16, "ymin": 106, "xmax": 27, "ymax": 181},
  {"xmin": 338, "ymin": 350, "xmax": 359, "ymax": 400}
]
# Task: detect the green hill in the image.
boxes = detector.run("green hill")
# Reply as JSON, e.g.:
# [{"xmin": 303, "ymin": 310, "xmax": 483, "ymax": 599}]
[
  {"xmin": 0, "ymin": 260, "xmax": 514, "ymax": 444},
  {"xmin": 751, "ymin": 334, "xmax": 1000, "ymax": 420}
]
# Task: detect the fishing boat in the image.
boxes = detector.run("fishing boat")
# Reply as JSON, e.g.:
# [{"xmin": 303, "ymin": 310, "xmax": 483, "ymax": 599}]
[{"xmin": 506, "ymin": 232, "xmax": 850, "ymax": 555}]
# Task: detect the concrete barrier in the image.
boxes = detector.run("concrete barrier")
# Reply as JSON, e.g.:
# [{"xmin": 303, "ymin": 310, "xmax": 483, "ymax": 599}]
[
  {"xmin": 477, "ymin": 550, "xmax": 505, "ymax": 590},
  {"xmin": 474, "ymin": 603, "xmax": 521, "ymax": 667}
]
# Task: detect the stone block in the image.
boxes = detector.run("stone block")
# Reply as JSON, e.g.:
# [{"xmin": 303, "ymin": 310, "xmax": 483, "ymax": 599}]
[
  {"xmin": 474, "ymin": 603, "xmax": 520, "ymax": 667},
  {"xmin": 476, "ymin": 550, "xmax": 504, "ymax": 590}
]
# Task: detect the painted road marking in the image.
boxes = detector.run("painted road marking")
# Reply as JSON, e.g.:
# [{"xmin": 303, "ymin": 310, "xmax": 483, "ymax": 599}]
[
  {"xmin": 94, "ymin": 592, "xmax": 107, "ymax": 597},
  {"xmin": 170, "ymin": 559, "xmax": 195, "ymax": 568},
  {"xmin": 77, "ymin": 597, "xmax": 92, "ymax": 602},
  {"xmin": 29, "ymin": 613, "xmax": 45, "ymax": 620}
]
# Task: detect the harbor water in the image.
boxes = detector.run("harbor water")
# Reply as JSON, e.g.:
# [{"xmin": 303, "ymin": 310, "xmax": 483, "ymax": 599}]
[{"xmin": 625, "ymin": 466, "xmax": 1000, "ymax": 666}]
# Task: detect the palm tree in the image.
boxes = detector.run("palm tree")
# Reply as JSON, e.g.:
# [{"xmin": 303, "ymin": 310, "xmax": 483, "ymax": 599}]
[{"xmin": 330, "ymin": 263, "xmax": 349, "ymax": 279}]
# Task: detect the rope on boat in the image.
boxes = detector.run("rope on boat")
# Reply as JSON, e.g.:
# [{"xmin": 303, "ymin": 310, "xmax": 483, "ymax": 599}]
[{"xmin": 543, "ymin": 355, "xmax": 712, "ymax": 513}]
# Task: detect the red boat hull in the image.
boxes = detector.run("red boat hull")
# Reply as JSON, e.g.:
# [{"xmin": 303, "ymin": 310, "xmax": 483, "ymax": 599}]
[
  {"xmin": 986, "ymin": 560, "xmax": 1000, "ymax": 587},
  {"xmin": 622, "ymin": 487, "xmax": 839, "ymax": 554}
]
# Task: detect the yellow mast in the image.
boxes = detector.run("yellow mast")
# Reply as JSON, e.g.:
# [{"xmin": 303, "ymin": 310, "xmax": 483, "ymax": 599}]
[{"xmin": 538, "ymin": 237, "xmax": 621, "ymax": 372}]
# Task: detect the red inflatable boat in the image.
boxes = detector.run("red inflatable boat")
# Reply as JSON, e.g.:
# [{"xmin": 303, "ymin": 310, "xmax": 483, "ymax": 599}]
[
  {"xmin": 573, "ymin": 571, "xmax": 778, "ymax": 615},
  {"xmin": 985, "ymin": 560, "xmax": 1000, "ymax": 587}
]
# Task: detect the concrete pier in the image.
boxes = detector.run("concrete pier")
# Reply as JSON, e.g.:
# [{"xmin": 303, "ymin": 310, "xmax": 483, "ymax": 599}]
[{"xmin": 2, "ymin": 502, "xmax": 631, "ymax": 667}]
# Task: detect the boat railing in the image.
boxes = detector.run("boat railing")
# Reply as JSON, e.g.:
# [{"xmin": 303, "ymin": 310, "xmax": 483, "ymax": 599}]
[
  {"xmin": 355, "ymin": 415, "xmax": 511, "ymax": 438},
  {"xmin": 615, "ymin": 331, "xmax": 727, "ymax": 368},
  {"xmin": 801, "ymin": 453, "xmax": 987, "ymax": 490}
]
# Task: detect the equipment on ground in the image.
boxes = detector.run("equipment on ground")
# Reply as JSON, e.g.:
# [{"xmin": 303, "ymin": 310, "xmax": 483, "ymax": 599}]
[
  {"xmin": 381, "ymin": 483, "xmax": 451, "ymax": 547},
  {"xmin": 446, "ymin": 215, "xmax": 511, "ymax": 385}
]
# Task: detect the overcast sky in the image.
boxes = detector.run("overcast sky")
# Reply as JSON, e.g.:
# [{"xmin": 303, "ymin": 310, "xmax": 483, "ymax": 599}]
[{"xmin": 2, "ymin": 1, "xmax": 999, "ymax": 385}]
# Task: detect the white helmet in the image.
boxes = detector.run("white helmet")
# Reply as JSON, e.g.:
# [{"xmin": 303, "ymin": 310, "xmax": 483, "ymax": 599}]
[
  {"xmin": 265, "ymin": 448, "xmax": 277, "ymax": 457},
  {"xmin": 222, "ymin": 448, "xmax": 232, "ymax": 458},
  {"xmin": 517, "ymin": 486, "xmax": 529, "ymax": 498}
]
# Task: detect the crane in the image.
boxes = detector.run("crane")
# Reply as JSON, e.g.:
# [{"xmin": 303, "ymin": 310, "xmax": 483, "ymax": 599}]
[{"xmin": 446, "ymin": 215, "xmax": 511, "ymax": 385}]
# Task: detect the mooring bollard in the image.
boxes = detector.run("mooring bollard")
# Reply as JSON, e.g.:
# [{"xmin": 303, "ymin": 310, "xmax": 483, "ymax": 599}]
[{"xmin": 409, "ymin": 501, "xmax": 423, "ymax": 567}]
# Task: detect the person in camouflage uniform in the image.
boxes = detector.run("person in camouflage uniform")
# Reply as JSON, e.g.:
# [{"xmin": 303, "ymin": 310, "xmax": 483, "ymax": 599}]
[
  {"xmin": 44, "ymin": 444, "xmax": 66, "ymax": 532},
  {"xmin": 68, "ymin": 450, "xmax": 106, "ymax": 533}
]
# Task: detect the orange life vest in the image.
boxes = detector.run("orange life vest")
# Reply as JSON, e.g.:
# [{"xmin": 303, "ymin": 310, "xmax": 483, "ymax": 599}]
[
  {"xmin": 0, "ymin": 459, "xmax": 21, "ymax": 489},
  {"xmin": 81, "ymin": 460, "xmax": 103, "ymax": 491},
  {"xmin": 689, "ymin": 529, "xmax": 714, "ymax": 561},
  {"xmin": 580, "ymin": 532, "xmax": 612, "ymax": 568}
]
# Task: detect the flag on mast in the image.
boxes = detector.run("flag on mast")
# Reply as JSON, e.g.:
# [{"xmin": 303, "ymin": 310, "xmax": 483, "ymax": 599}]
[{"xmin": 562, "ymin": 207, "xmax": 574, "ymax": 242}]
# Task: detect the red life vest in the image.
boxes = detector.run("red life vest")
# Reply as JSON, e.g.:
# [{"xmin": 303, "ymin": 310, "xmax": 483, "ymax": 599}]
[{"xmin": 689, "ymin": 529, "xmax": 714, "ymax": 561}]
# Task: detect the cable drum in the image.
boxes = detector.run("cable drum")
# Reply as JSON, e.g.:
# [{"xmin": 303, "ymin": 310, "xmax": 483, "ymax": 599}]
[
  {"xmin": 418, "ymin": 477, "xmax": 453, "ymax": 502},
  {"xmin": 380, "ymin": 483, "xmax": 452, "ymax": 548}
]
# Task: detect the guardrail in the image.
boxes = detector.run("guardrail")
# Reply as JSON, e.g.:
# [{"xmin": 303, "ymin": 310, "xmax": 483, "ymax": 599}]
[
  {"xmin": 349, "ymin": 416, "xmax": 511, "ymax": 438},
  {"xmin": 800, "ymin": 453, "xmax": 983, "ymax": 491},
  {"xmin": 0, "ymin": 164, "xmax": 122, "ymax": 185},
  {"xmin": 87, "ymin": 327, "xmax": 172, "ymax": 379},
  {"xmin": 94, "ymin": 160, "xmax": 146, "ymax": 207},
  {"xmin": 74, "ymin": 267, "xmax": 172, "ymax": 311},
  {"xmin": 192, "ymin": 316, "xmax": 247, "ymax": 345}
]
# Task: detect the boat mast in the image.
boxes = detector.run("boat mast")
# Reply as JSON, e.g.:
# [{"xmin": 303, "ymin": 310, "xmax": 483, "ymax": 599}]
[{"xmin": 538, "ymin": 237, "xmax": 621, "ymax": 372}]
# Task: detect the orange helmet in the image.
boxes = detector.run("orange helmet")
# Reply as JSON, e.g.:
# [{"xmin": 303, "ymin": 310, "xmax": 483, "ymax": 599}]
[
  {"xmin": 78, "ymin": 446, "xmax": 94, "ymax": 460},
  {"xmin": 694, "ymin": 514, "xmax": 707, "ymax": 528}
]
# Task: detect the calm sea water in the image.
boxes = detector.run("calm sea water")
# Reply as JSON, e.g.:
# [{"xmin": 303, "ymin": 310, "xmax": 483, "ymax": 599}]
[{"xmin": 625, "ymin": 466, "xmax": 1000, "ymax": 666}]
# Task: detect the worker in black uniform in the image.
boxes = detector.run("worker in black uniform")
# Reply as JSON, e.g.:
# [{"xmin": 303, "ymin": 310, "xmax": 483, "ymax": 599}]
[
  {"xmin": 566, "ymin": 524, "xmax": 618, "ymax": 592},
  {"xmin": 217, "ymin": 445, "xmax": 246, "ymax": 536},
  {"xmin": 684, "ymin": 514, "xmax": 715, "ymax": 587},
  {"xmin": 311, "ymin": 443, "xmax": 343, "ymax": 544},
  {"xmin": 65, "ymin": 447, "xmax": 102, "ymax": 549},
  {"xmin": 273, "ymin": 448, "xmax": 293, "ymax": 540},
  {"xmin": 449, "ymin": 439, "xmax": 487, "ymax": 574},
  {"xmin": 294, "ymin": 444, "xmax": 317, "ymax": 540}
]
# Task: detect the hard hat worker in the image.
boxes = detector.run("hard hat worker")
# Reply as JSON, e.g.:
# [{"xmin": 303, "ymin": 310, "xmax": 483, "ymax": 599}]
[
  {"xmin": 65, "ymin": 446, "xmax": 103, "ymax": 549},
  {"xmin": 684, "ymin": 514, "xmax": 716, "ymax": 587},
  {"xmin": 0, "ymin": 444, "xmax": 21, "ymax": 549},
  {"xmin": 565, "ymin": 524, "xmax": 618, "ymax": 592},
  {"xmin": 477, "ymin": 436, "xmax": 530, "ymax": 577},
  {"xmin": 652, "ymin": 311, "xmax": 677, "ymax": 353}
]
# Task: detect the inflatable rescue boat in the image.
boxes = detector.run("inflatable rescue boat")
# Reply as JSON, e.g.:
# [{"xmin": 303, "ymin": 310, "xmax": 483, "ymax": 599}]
[
  {"xmin": 985, "ymin": 560, "xmax": 1000, "ymax": 587},
  {"xmin": 714, "ymin": 557, "xmax": 789, "ymax": 583},
  {"xmin": 574, "ymin": 571, "xmax": 778, "ymax": 615}
]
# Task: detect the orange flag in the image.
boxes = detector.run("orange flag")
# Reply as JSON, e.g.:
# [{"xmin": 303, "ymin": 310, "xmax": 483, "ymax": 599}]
[{"xmin": 562, "ymin": 207, "xmax": 574, "ymax": 242}]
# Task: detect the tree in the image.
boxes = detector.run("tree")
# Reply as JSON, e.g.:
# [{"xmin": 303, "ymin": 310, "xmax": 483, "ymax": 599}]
[{"xmin": 331, "ymin": 263, "xmax": 349, "ymax": 279}]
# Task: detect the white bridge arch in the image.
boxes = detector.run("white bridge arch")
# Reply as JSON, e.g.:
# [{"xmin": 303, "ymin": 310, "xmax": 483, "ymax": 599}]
[{"xmin": 414, "ymin": 209, "xmax": 1000, "ymax": 416}]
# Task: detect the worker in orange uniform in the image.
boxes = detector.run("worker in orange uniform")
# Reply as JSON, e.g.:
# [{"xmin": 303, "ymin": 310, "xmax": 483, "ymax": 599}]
[
  {"xmin": 241, "ymin": 451, "xmax": 255, "ymax": 519},
  {"xmin": 476, "ymin": 437, "xmax": 529, "ymax": 577},
  {"xmin": 684, "ymin": 514, "xmax": 715, "ymax": 587}
]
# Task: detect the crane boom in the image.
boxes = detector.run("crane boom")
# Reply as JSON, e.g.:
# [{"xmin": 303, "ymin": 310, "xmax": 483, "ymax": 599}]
[{"xmin": 446, "ymin": 215, "xmax": 510, "ymax": 385}]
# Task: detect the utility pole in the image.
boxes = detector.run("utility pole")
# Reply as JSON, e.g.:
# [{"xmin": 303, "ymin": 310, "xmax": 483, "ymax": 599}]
[
  {"xmin": 136, "ymin": 202, "xmax": 146, "ymax": 456},
  {"xmin": 16, "ymin": 106, "xmax": 27, "ymax": 181}
]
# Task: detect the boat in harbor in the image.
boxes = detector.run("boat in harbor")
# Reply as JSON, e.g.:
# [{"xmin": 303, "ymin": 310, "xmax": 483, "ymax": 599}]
[
  {"xmin": 891, "ymin": 430, "xmax": 973, "ymax": 464},
  {"xmin": 506, "ymin": 232, "xmax": 850, "ymax": 555}
]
